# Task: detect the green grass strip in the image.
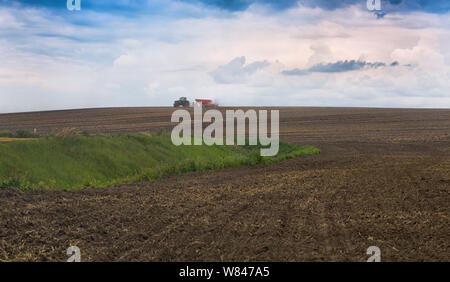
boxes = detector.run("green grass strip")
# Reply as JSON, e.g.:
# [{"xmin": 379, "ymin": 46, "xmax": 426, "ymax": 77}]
[{"xmin": 0, "ymin": 133, "xmax": 320, "ymax": 190}]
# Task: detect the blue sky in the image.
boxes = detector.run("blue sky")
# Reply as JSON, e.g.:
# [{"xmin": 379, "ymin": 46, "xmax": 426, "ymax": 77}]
[
  {"xmin": 0, "ymin": 0, "xmax": 449, "ymax": 112},
  {"xmin": 7, "ymin": 0, "xmax": 450, "ymax": 13}
]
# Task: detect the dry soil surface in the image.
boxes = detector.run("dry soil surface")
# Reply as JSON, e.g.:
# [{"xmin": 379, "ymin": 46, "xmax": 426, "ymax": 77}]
[{"xmin": 0, "ymin": 107, "xmax": 448, "ymax": 261}]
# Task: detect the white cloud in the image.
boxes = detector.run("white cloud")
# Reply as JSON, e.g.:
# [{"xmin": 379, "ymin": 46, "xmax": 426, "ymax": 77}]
[
  {"xmin": 113, "ymin": 53, "xmax": 139, "ymax": 67},
  {"xmin": 210, "ymin": 56, "xmax": 270, "ymax": 84},
  {"xmin": 0, "ymin": 4, "xmax": 449, "ymax": 112}
]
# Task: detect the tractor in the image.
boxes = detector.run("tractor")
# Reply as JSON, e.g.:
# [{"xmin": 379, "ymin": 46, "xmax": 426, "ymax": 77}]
[{"xmin": 173, "ymin": 97, "xmax": 190, "ymax": 107}]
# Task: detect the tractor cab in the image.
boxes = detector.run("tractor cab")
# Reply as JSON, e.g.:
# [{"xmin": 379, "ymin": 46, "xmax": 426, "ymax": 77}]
[{"xmin": 173, "ymin": 97, "xmax": 190, "ymax": 107}]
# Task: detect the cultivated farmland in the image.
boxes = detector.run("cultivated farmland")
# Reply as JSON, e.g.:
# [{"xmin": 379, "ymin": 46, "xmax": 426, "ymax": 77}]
[{"xmin": 0, "ymin": 107, "xmax": 449, "ymax": 261}]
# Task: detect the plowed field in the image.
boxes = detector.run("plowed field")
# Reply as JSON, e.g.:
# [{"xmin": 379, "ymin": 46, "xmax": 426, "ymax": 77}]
[{"xmin": 0, "ymin": 107, "xmax": 448, "ymax": 261}]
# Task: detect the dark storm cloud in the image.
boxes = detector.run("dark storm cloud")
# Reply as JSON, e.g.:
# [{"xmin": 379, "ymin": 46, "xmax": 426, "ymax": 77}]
[
  {"xmin": 282, "ymin": 60, "xmax": 399, "ymax": 75},
  {"xmin": 280, "ymin": 68, "xmax": 310, "ymax": 76},
  {"xmin": 298, "ymin": 0, "xmax": 406, "ymax": 10},
  {"xmin": 188, "ymin": 0, "xmax": 449, "ymax": 13},
  {"xmin": 2, "ymin": 0, "xmax": 449, "ymax": 14},
  {"xmin": 0, "ymin": 0, "xmax": 196, "ymax": 17},
  {"xmin": 180, "ymin": 0, "xmax": 299, "ymax": 11},
  {"xmin": 309, "ymin": 60, "xmax": 386, "ymax": 72},
  {"xmin": 0, "ymin": 0, "xmax": 298, "ymax": 13},
  {"xmin": 301, "ymin": 0, "xmax": 449, "ymax": 14}
]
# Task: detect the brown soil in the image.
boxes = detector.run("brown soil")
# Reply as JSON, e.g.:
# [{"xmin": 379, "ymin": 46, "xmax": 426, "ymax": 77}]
[{"xmin": 0, "ymin": 107, "xmax": 449, "ymax": 261}]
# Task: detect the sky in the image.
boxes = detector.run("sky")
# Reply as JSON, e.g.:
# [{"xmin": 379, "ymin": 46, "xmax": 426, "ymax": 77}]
[{"xmin": 0, "ymin": 0, "xmax": 449, "ymax": 112}]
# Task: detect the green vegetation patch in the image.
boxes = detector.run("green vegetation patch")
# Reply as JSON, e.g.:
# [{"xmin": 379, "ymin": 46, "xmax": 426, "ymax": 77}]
[
  {"xmin": 0, "ymin": 130, "xmax": 40, "ymax": 138},
  {"xmin": 0, "ymin": 133, "xmax": 320, "ymax": 190}
]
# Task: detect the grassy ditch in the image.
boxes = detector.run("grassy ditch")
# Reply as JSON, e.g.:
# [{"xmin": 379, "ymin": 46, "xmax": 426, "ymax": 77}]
[{"xmin": 0, "ymin": 133, "xmax": 320, "ymax": 190}]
